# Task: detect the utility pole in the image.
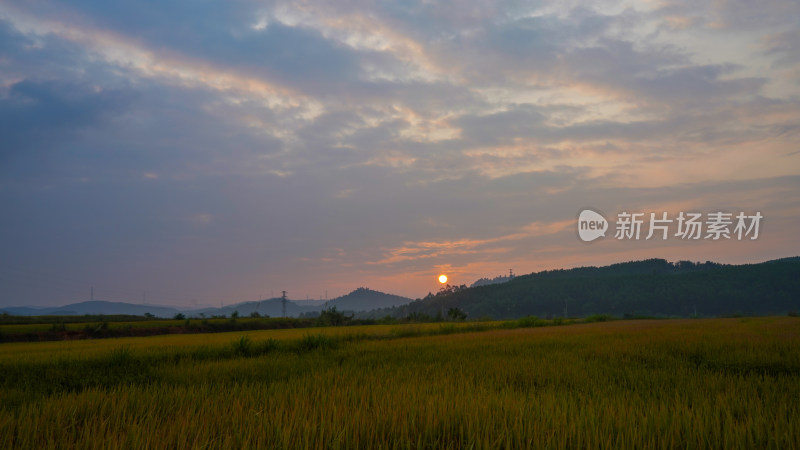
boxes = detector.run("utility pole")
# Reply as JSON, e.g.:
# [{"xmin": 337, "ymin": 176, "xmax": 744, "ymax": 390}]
[
  {"xmin": 90, "ymin": 286, "xmax": 94, "ymax": 301},
  {"xmin": 282, "ymin": 291, "xmax": 287, "ymax": 318}
]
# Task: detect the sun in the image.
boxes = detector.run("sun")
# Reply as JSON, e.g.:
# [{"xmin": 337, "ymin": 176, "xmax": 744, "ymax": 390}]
[{"xmin": 438, "ymin": 274, "xmax": 448, "ymax": 284}]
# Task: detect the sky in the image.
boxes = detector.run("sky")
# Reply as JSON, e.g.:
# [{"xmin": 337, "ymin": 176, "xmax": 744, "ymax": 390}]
[{"xmin": 1, "ymin": 0, "xmax": 799, "ymax": 308}]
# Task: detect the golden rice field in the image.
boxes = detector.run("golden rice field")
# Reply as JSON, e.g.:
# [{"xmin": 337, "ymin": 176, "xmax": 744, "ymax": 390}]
[{"xmin": 1, "ymin": 317, "xmax": 799, "ymax": 449}]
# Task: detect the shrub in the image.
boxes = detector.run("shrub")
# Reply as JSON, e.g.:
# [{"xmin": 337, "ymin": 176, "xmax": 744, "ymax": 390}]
[
  {"xmin": 517, "ymin": 316, "xmax": 542, "ymax": 328},
  {"xmin": 584, "ymin": 314, "xmax": 614, "ymax": 323},
  {"xmin": 316, "ymin": 307, "xmax": 352, "ymax": 326},
  {"xmin": 298, "ymin": 334, "xmax": 338, "ymax": 351},
  {"xmin": 438, "ymin": 324, "xmax": 457, "ymax": 334},
  {"xmin": 232, "ymin": 336, "xmax": 253, "ymax": 356},
  {"xmin": 447, "ymin": 307, "xmax": 467, "ymax": 321},
  {"xmin": 108, "ymin": 346, "xmax": 133, "ymax": 367}
]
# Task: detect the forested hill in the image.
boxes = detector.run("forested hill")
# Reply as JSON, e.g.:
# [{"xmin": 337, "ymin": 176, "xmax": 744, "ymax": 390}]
[
  {"xmin": 362, "ymin": 258, "xmax": 800, "ymax": 320},
  {"xmin": 328, "ymin": 287, "xmax": 412, "ymax": 311}
]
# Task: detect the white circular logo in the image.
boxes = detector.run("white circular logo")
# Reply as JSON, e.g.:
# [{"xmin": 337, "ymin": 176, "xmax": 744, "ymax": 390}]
[{"xmin": 577, "ymin": 209, "xmax": 608, "ymax": 242}]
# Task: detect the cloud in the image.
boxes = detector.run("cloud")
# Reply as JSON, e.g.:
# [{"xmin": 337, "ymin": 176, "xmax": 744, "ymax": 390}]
[
  {"xmin": 0, "ymin": 0, "xmax": 798, "ymax": 304},
  {"xmin": 658, "ymin": 0, "xmax": 800, "ymax": 30},
  {"xmin": 368, "ymin": 219, "xmax": 574, "ymax": 266},
  {"xmin": 0, "ymin": 78, "xmax": 133, "ymax": 163}
]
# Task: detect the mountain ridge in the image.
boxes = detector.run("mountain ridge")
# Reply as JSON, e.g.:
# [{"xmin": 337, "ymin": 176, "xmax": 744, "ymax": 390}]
[
  {"xmin": 1, "ymin": 288, "xmax": 413, "ymax": 318},
  {"xmin": 358, "ymin": 257, "xmax": 800, "ymax": 320},
  {"xmin": 3, "ymin": 257, "xmax": 797, "ymax": 319}
]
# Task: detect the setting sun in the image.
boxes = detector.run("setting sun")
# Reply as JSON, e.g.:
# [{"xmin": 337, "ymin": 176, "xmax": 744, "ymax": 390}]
[{"xmin": 438, "ymin": 274, "xmax": 448, "ymax": 284}]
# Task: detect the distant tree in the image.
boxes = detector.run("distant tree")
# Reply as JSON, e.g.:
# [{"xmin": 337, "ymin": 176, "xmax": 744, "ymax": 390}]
[
  {"xmin": 378, "ymin": 315, "xmax": 398, "ymax": 324},
  {"xmin": 316, "ymin": 306, "xmax": 351, "ymax": 326},
  {"xmin": 173, "ymin": 313, "xmax": 186, "ymax": 320},
  {"xmin": 144, "ymin": 312, "xmax": 155, "ymax": 319},
  {"xmin": 405, "ymin": 311, "xmax": 433, "ymax": 322},
  {"xmin": 437, "ymin": 284, "xmax": 467, "ymax": 297},
  {"xmin": 447, "ymin": 307, "xmax": 467, "ymax": 321},
  {"xmin": 250, "ymin": 311, "xmax": 261, "ymax": 318},
  {"xmin": 231, "ymin": 310, "xmax": 239, "ymax": 319}
]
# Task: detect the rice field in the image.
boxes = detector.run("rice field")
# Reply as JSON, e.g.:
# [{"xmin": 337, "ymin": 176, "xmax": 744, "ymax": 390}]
[
  {"xmin": 0, "ymin": 319, "xmax": 191, "ymax": 334},
  {"xmin": 0, "ymin": 321, "xmax": 495, "ymax": 363},
  {"xmin": 1, "ymin": 317, "xmax": 798, "ymax": 449},
  {"xmin": 0, "ymin": 316, "xmax": 319, "ymax": 336}
]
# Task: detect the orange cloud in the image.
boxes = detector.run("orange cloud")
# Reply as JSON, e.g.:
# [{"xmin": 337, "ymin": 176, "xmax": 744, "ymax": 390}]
[{"xmin": 368, "ymin": 219, "xmax": 573, "ymax": 265}]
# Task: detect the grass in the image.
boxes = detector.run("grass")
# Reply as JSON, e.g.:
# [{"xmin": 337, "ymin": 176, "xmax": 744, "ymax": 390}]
[
  {"xmin": 1, "ymin": 317, "xmax": 798, "ymax": 448},
  {"xmin": 0, "ymin": 319, "xmax": 190, "ymax": 334},
  {"xmin": 0, "ymin": 316, "xmax": 320, "ymax": 339},
  {"xmin": 0, "ymin": 316, "xmax": 507, "ymax": 342},
  {"xmin": 0, "ymin": 322, "xmax": 498, "ymax": 364}
]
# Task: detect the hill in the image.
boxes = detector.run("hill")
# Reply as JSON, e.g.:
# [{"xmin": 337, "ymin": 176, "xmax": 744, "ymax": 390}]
[
  {"xmin": 0, "ymin": 301, "xmax": 182, "ymax": 318},
  {"xmin": 1, "ymin": 289, "xmax": 413, "ymax": 319},
  {"xmin": 186, "ymin": 298, "xmax": 314, "ymax": 318},
  {"xmin": 168, "ymin": 288, "xmax": 412, "ymax": 318},
  {"xmin": 327, "ymin": 288, "xmax": 412, "ymax": 312},
  {"xmin": 470, "ymin": 274, "xmax": 514, "ymax": 288},
  {"xmin": 360, "ymin": 258, "xmax": 800, "ymax": 320}
]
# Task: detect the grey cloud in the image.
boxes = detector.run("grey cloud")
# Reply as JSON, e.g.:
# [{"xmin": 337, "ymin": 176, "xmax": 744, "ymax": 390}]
[
  {"xmin": 12, "ymin": 1, "xmax": 370, "ymax": 94},
  {"xmin": 657, "ymin": 0, "xmax": 800, "ymax": 30},
  {"xmin": 456, "ymin": 104, "xmax": 547, "ymax": 145},
  {"xmin": 0, "ymin": 20, "xmax": 89, "ymax": 81},
  {"xmin": 196, "ymin": 22, "xmax": 364, "ymax": 95},
  {"xmin": 567, "ymin": 48, "xmax": 768, "ymax": 106},
  {"xmin": 762, "ymin": 29, "xmax": 800, "ymax": 67},
  {"xmin": 0, "ymin": 79, "xmax": 134, "ymax": 164},
  {"xmin": 631, "ymin": 65, "xmax": 765, "ymax": 103}
]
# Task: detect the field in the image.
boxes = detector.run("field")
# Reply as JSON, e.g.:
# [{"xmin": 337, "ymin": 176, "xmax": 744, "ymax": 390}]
[
  {"xmin": 0, "ymin": 316, "xmax": 348, "ymax": 341},
  {"xmin": 1, "ymin": 317, "xmax": 798, "ymax": 448}
]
